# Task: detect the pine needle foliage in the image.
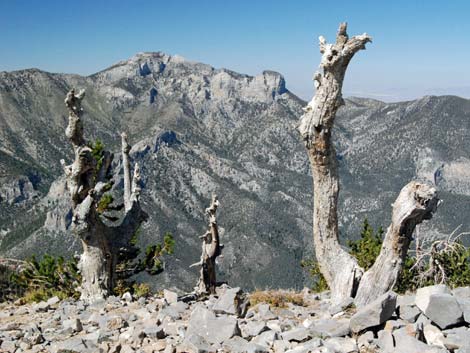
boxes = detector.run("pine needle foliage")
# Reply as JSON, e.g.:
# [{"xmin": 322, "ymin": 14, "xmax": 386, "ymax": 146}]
[{"xmin": 10, "ymin": 254, "xmax": 80, "ymax": 302}]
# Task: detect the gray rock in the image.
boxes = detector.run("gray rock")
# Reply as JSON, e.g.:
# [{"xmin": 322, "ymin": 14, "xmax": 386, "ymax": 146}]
[
  {"xmin": 383, "ymin": 319, "xmax": 406, "ymax": 332},
  {"xmin": 416, "ymin": 313, "xmax": 432, "ymax": 327},
  {"xmin": 143, "ymin": 325, "xmax": 166, "ymax": 339},
  {"xmin": 15, "ymin": 307, "xmax": 29, "ymax": 316},
  {"xmin": 33, "ymin": 301, "xmax": 50, "ymax": 312},
  {"xmin": 357, "ymin": 331, "xmax": 375, "ymax": 350},
  {"xmin": 309, "ymin": 318, "xmax": 350, "ymax": 338},
  {"xmin": 377, "ymin": 330, "xmax": 394, "ymax": 351},
  {"xmin": 186, "ymin": 305, "xmax": 240, "ymax": 345},
  {"xmin": 284, "ymin": 338, "xmax": 322, "ymax": 353},
  {"xmin": 223, "ymin": 336, "xmax": 268, "ymax": 353},
  {"xmin": 51, "ymin": 337, "xmax": 88, "ymax": 353},
  {"xmin": 146, "ymin": 302, "xmax": 159, "ymax": 313},
  {"xmin": 164, "ymin": 289, "xmax": 178, "ymax": 304},
  {"xmin": 324, "ymin": 337, "xmax": 357, "ymax": 353},
  {"xmin": 453, "ymin": 287, "xmax": 470, "ymax": 299},
  {"xmin": 416, "ymin": 291, "xmax": 463, "ymax": 329},
  {"xmin": 134, "ymin": 308, "xmax": 151, "ymax": 320},
  {"xmin": 394, "ymin": 333, "xmax": 448, "ymax": 353},
  {"xmin": 266, "ymin": 320, "xmax": 282, "ymax": 333},
  {"xmin": 251, "ymin": 330, "xmax": 278, "ymax": 348},
  {"xmin": 397, "ymin": 294, "xmax": 416, "ymax": 307},
  {"xmin": 277, "ymin": 308, "xmax": 296, "ymax": 319},
  {"xmin": 256, "ymin": 304, "xmax": 277, "ymax": 321},
  {"xmin": 212, "ymin": 287, "xmax": 247, "ymax": 317},
  {"xmin": 328, "ymin": 297, "xmax": 354, "ymax": 316},
  {"xmin": 88, "ymin": 298, "xmax": 106, "ymax": 309},
  {"xmin": 120, "ymin": 344, "xmax": 136, "ymax": 353},
  {"xmin": 393, "ymin": 322, "xmax": 424, "ymax": 341},
  {"xmin": 350, "ymin": 291, "xmax": 397, "ymax": 333},
  {"xmin": 24, "ymin": 332, "xmax": 45, "ymax": 345},
  {"xmin": 443, "ymin": 327, "xmax": 470, "ymax": 350},
  {"xmin": 106, "ymin": 316, "xmax": 128, "ymax": 331},
  {"xmin": 423, "ymin": 324, "xmax": 446, "ymax": 348},
  {"xmin": 119, "ymin": 327, "xmax": 135, "ymax": 343},
  {"xmin": 399, "ymin": 304, "xmax": 421, "ymax": 323},
  {"xmin": 415, "ymin": 285, "xmax": 450, "ymax": 310},
  {"xmin": 180, "ymin": 333, "xmax": 214, "ymax": 353},
  {"xmin": 47, "ymin": 296, "xmax": 61, "ymax": 306},
  {"xmin": 122, "ymin": 292, "xmax": 133, "ymax": 302},
  {"xmin": 241, "ymin": 321, "xmax": 269, "ymax": 338},
  {"xmin": 244, "ymin": 342, "xmax": 270, "ymax": 353},
  {"xmin": 82, "ymin": 330, "xmax": 107, "ymax": 345},
  {"xmin": 0, "ymin": 340, "xmax": 16, "ymax": 352},
  {"xmin": 281, "ymin": 327, "xmax": 312, "ymax": 342},
  {"xmin": 273, "ymin": 340, "xmax": 292, "ymax": 353},
  {"xmin": 456, "ymin": 297, "xmax": 470, "ymax": 324},
  {"xmin": 159, "ymin": 305, "xmax": 183, "ymax": 320},
  {"xmin": 63, "ymin": 318, "xmax": 83, "ymax": 333},
  {"xmin": 87, "ymin": 312, "xmax": 107, "ymax": 328}
]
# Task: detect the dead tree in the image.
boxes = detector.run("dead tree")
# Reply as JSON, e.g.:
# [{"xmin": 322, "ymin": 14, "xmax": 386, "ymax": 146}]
[
  {"xmin": 298, "ymin": 23, "xmax": 439, "ymax": 306},
  {"xmin": 191, "ymin": 195, "xmax": 223, "ymax": 295},
  {"xmin": 61, "ymin": 89, "xmax": 146, "ymax": 302}
]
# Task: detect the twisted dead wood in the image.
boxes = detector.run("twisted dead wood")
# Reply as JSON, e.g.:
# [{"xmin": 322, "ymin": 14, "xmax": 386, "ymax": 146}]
[
  {"xmin": 61, "ymin": 89, "xmax": 146, "ymax": 302},
  {"xmin": 298, "ymin": 23, "xmax": 439, "ymax": 305}
]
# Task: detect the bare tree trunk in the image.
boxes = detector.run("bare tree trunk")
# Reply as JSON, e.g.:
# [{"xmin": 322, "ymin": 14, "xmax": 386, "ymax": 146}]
[
  {"xmin": 354, "ymin": 182, "xmax": 439, "ymax": 306},
  {"xmin": 61, "ymin": 89, "xmax": 146, "ymax": 302},
  {"xmin": 298, "ymin": 23, "xmax": 439, "ymax": 305},
  {"xmin": 191, "ymin": 195, "xmax": 223, "ymax": 296},
  {"xmin": 298, "ymin": 23, "xmax": 371, "ymax": 301}
]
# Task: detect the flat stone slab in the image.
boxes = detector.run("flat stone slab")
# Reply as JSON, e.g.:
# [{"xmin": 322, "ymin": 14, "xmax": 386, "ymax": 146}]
[
  {"xmin": 186, "ymin": 305, "xmax": 240, "ymax": 345},
  {"xmin": 415, "ymin": 286, "xmax": 462, "ymax": 329},
  {"xmin": 350, "ymin": 292, "xmax": 397, "ymax": 333}
]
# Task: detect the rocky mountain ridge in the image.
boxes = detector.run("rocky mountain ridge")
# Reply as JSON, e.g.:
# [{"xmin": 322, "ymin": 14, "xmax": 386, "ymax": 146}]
[{"xmin": 0, "ymin": 52, "xmax": 469, "ymax": 291}]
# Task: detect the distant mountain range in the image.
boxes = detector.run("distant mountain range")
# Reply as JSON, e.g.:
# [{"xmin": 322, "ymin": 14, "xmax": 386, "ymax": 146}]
[{"xmin": 1, "ymin": 52, "xmax": 469, "ymax": 291}]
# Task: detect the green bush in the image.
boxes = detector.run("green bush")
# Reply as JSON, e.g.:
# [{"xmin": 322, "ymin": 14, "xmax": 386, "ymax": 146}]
[
  {"xmin": 347, "ymin": 218, "xmax": 383, "ymax": 270},
  {"xmin": 114, "ymin": 232, "xmax": 175, "ymax": 295},
  {"xmin": 10, "ymin": 254, "xmax": 80, "ymax": 302},
  {"xmin": 90, "ymin": 139, "xmax": 104, "ymax": 162},
  {"xmin": 97, "ymin": 193, "xmax": 113, "ymax": 213},
  {"xmin": 89, "ymin": 139, "xmax": 105, "ymax": 180},
  {"xmin": 303, "ymin": 218, "xmax": 470, "ymax": 294},
  {"xmin": 141, "ymin": 232, "xmax": 175, "ymax": 275},
  {"xmin": 300, "ymin": 258, "xmax": 329, "ymax": 293}
]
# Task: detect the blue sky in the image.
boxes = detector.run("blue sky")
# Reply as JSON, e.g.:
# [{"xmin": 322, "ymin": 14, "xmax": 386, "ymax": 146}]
[{"xmin": 1, "ymin": 0, "xmax": 470, "ymax": 101}]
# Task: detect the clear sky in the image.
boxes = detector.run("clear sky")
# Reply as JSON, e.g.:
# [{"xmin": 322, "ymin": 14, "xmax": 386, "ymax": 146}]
[{"xmin": 1, "ymin": 0, "xmax": 470, "ymax": 102}]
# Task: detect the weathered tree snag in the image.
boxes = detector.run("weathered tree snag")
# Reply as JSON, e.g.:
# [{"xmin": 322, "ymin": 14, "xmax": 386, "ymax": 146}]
[
  {"xmin": 298, "ymin": 24, "xmax": 439, "ymax": 305},
  {"xmin": 191, "ymin": 195, "xmax": 223, "ymax": 296},
  {"xmin": 354, "ymin": 182, "xmax": 439, "ymax": 306},
  {"xmin": 298, "ymin": 23, "xmax": 372, "ymax": 301},
  {"xmin": 61, "ymin": 89, "xmax": 146, "ymax": 302}
]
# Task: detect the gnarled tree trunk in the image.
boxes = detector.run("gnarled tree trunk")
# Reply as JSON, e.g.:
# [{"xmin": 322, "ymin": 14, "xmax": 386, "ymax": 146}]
[
  {"xmin": 298, "ymin": 23, "xmax": 439, "ymax": 306},
  {"xmin": 191, "ymin": 194, "xmax": 223, "ymax": 295},
  {"xmin": 61, "ymin": 89, "xmax": 146, "ymax": 302}
]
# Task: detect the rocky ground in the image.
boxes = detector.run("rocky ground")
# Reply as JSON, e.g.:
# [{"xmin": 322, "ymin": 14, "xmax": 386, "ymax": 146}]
[{"xmin": 1, "ymin": 284, "xmax": 470, "ymax": 352}]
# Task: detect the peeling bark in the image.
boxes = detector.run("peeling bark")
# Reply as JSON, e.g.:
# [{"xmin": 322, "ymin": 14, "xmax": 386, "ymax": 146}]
[
  {"xmin": 61, "ymin": 89, "xmax": 146, "ymax": 302},
  {"xmin": 298, "ymin": 24, "xmax": 439, "ymax": 305},
  {"xmin": 191, "ymin": 195, "xmax": 223, "ymax": 295}
]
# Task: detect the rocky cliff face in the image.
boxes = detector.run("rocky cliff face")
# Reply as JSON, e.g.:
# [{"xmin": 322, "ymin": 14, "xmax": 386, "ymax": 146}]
[{"xmin": 1, "ymin": 53, "xmax": 469, "ymax": 291}]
